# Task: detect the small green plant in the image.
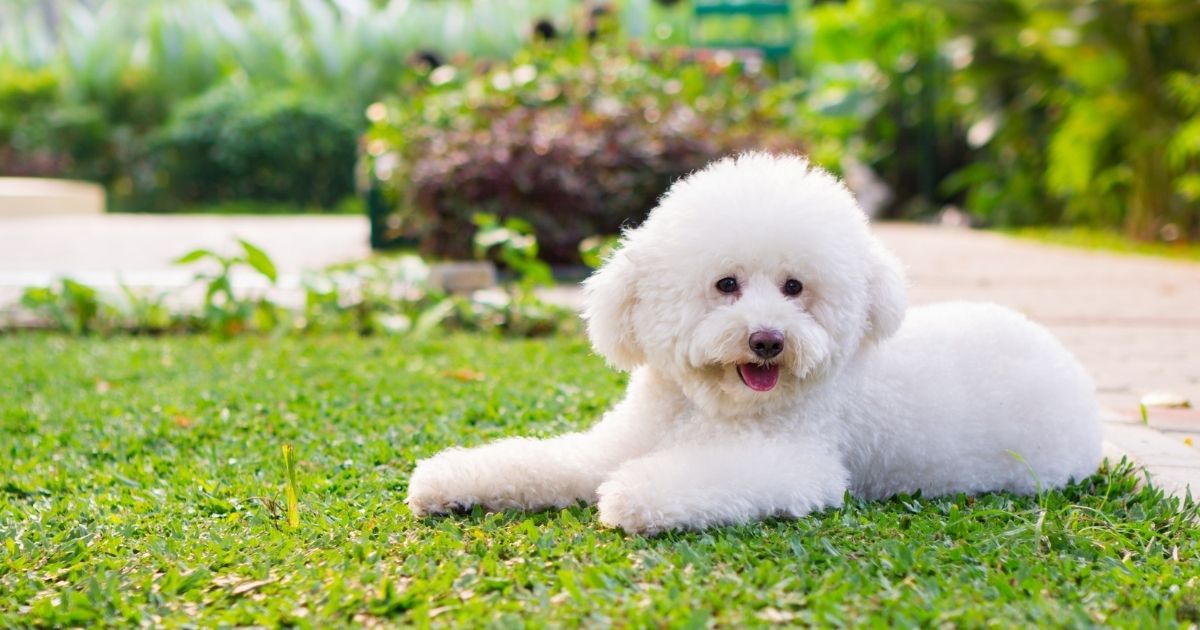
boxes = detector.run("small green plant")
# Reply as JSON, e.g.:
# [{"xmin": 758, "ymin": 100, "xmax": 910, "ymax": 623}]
[
  {"xmin": 20, "ymin": 278, "xmax": 100, "ymax": 334},
  {"xmin": 281, "ymin": 444, "xmax": 300, "ymax": 530},
  {"xmin": 301, "ymin": 255, "xmax": 457, "ymax": 336},
  {"xmin": 113, "ymin": 283, "xmax": 173, "ymax": 333},
  {"xmin": 473, "ymin": 213, "xmax": 554, "ymax": 290},
  {"xmin": 469, "ymin": 213, "xmax": 572, "ymax": 337},
  {"xmin": 173, "ymin": 239, "xmax": 281, "ymax": 335},
  {"xmin": 9, "ymin": 239, "xmax": 575, "ymax": 338}
]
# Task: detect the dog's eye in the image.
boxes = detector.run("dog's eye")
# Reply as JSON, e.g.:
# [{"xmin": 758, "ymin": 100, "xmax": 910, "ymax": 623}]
[
  {"xmin": 783, "ymin": 279, "xmax": 804, "ymax": 296},
  {"xmin": 715, "ymin": 277, "xmax": 739, "ymax": 294}
]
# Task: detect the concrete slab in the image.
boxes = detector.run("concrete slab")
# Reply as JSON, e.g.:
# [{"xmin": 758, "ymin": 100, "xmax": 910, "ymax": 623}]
[
  {"xmin": 0, "ymin": 213, "xmax": 371, "ymax": 307},
  {"xmin": 0, "ymin": 177, "xmax": 105, "ymax": 216}
]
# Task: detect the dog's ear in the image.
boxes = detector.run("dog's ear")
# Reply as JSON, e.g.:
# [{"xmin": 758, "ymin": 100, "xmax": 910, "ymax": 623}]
[
  {"xmin": 864, "ymin": 240, "xmax": 907, "ymax": 344},
  {"xmin": 582, "ymin": 244, "xmax": 645, "ymax": 371}
]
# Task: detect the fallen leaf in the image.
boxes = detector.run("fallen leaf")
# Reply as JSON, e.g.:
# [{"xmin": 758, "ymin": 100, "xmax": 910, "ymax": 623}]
[
  {"xmin": 443, "ymin": 368, "xmax": 485, "ymax": 382},
  {"xmin": 1140, "ymin": 392, "xmax": 1191, "ymax": 409},
  {"xmin": 1185, "ymin": 437, "xmax": 1194, "ymax": 447},
  {"xmin": 173, "ymin": 414, "xmax": 193, "ymax": 428},
  {"xmin": 757, "ymin": 608, "xmax": 797, "ymax": 623},
  {"xmin": 211, "ymin": 574, "xmax": 242, "ymax": 588},
  {"xmin": 231, "ymin": 579, "xmax": 274, "ymax": 596}
]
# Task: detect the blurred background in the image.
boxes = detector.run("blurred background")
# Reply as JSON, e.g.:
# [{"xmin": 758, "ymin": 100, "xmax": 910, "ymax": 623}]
[
  {"xmin": 2, "ymin": 0, "xmax": 1197, "ymax": 475},
  {"xmin": 3, "ymin": 0, "xmax": 1198, "ymax": 264}
]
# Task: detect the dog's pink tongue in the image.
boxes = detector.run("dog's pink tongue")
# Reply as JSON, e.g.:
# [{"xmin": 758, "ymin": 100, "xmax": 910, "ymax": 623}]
[{"xmin": 738, "ymin": 363, "xmax": 779, "ymax": 392}]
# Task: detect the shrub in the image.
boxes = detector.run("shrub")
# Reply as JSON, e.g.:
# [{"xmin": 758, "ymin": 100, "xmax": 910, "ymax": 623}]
[
  {"xmin": 743, "ymin": 0, "xmax": 1200, "ymax": 240},
  {"xmin": 1, "ymin": 0, "xmax": 587, "ymax": 207},
  {"xmin": 156, "ymin": 85, "xmax": 358, "ymax": 209},
  {"xmin": 0, "ymin": 66, "xmax": 108, "ymax": 178},
  {"xmin": 364, "ymin": 43, "xmax": 805, "ymax": 263},
  {"xmin": 408, "ymin": 103, "xmax": 718, "ymax": 263}
]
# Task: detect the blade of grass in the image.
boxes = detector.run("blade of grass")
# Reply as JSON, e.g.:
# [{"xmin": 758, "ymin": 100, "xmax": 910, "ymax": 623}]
[{"xmin": 281, "ymin": 444, "xmax": 300, "ymax": 529}]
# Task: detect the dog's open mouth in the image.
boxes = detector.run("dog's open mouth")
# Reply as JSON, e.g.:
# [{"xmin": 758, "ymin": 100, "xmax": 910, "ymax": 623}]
[{"xmin": 737, "ymin": 363, "xmax": 780, "ymax": 392}]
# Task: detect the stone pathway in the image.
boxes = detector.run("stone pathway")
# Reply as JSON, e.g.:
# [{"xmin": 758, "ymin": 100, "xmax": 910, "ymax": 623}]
[
  {"xmin": 1, "ymin": 214, "xmax": 1196, "ymax": 494},
  {"xmin": 0, "ymin": 213, "xmax": 369, "ymax": 274}
]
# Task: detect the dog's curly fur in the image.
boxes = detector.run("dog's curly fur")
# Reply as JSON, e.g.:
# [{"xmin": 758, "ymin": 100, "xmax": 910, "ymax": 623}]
[{"xmin": 406, "ymin": 153, "xmax": 1103, "ymax": 534}]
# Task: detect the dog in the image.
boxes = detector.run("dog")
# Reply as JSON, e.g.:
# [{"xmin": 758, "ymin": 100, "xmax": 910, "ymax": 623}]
[{"xmin": 406, "ymin": 153, "xmax": 1103, "ymax": 534}]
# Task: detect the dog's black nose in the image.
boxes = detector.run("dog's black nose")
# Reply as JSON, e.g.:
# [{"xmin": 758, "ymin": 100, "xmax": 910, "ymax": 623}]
[{"xmin": 749, "ymin": 330, "xmax": 784, "ymax": 359}]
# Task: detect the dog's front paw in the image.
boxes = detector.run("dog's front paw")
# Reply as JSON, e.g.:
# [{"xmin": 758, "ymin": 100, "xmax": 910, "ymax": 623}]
[
  {"xmin": 405, "ymin": 451, "xmax": 480, "ymax": 517},
  {"xmin": 595, "ymin": 480, "xmax": 674, "ymax": 535}
]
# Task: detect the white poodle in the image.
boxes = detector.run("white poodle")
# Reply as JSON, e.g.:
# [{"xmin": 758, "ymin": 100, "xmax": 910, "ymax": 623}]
[{"xmin": 406, "ymin": 153, "xmax": 1102, "ymax": 534}]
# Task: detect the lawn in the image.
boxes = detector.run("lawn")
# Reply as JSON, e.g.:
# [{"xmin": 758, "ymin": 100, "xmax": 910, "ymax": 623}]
[{"xmin": 2, "ymin": 333, "xmax": 1198, "ymax": 627}]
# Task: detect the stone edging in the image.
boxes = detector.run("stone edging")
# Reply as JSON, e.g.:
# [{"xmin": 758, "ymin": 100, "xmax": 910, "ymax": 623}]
[{"xmin": 0, "ymin": 177, "xmax": 106, "ymax": 216}]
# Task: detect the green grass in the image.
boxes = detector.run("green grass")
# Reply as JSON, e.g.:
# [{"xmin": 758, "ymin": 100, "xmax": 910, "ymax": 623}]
[
  {"xmin": 1006, "ymin": 227, "xmax": 1200, "ymax": 263},
  {"xmin": 2, "ymin": 334, "xmax": 1198, "ymax": 627}
]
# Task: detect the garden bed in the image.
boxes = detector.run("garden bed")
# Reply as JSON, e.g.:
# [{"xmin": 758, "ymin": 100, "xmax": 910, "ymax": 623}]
[{"xmin": 2, "ymin": 334, "xmax": 1197, "ymax": 626}]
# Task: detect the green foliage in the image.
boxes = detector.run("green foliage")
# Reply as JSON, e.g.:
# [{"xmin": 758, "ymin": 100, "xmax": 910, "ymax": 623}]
[
  {"xmin": 473, "ymin": 214, "xmax": 554, "ymax": 290},
  {"xmin": 0, "ymin": 0, "xmax": 574, "ymax": 209},
  {"xmin": 364, "ymin": 41, "xmax": 805, "ymax": 263},
  {"xmin": 799, "ymin": 0, "xmax": 946, "ymax": 177},
  {"xmin": 154, "ymin": 86, "xmax": 357, "ymax": 209},
  {"xmin": 11, "ymin": 237, "xmax": 575, "ymax": 338},
  {"xmin": 1167, "ymin": 72, "xmax": 1200, "ymax": 205},
  {"xmin": 0, "ymin": 65, "xmax": 108, "ymax": 178},
  {"xmin": 299, "ymin": 250, "xmax": 573, "ymax": 339},
  {"xmin": 929, "ymin": 0, "xmax": 1200, "ymax": 239},
  {"xmin": 6, "ymin": 0, "xmax": 1199, "ymax": 241},
  {"xmin": 113, "ymin": 284, "xmax": 173, "ymax": 333},
  {"xmin": 173, "ymin": 239, "xmax": 283, "ymax": 337},
  {"xmin": 300, "ymin": 255, "xmax": 441, "ymax": 337},
  {"xmin": 0, "ymin": 0, "xmax": 576, "ymax": 108},
  {"xmin": 1, "ymin": 334, "xmax": 1198, "ymax": 626},
  {"xmin": 19, "ymin": 278, "xmax": 100, "ymax": 334},
  {"xmin": 281, "ymin": 444, "xmax": 300, "ymax": 530}
]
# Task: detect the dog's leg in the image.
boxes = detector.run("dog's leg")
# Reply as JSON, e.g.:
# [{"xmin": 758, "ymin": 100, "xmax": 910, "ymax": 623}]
[
  {"xmin": 406, "ymin": 368, "xmax": 676, "ymax": 516},
  {"xmin": 596, "ymin": 436, "xmax": 847, "ymax": 535}
]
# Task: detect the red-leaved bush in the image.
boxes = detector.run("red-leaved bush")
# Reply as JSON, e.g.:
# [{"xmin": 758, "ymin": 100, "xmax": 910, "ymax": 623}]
[{"xmin": 365, "ymin": 43, "xmax": 804, "ymax": 263}]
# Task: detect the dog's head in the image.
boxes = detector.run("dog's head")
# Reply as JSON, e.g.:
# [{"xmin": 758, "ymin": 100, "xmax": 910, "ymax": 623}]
[{"xmin": 582, "ymin": 153, "xmax": 906, "ymax": 412}]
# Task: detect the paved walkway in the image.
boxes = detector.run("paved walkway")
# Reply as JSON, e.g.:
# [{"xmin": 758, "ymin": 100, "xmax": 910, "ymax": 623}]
[
  {"xmin": 0, "ymin": 213, "xmax": 369, "ymax": 274},
  {"xmin": 0, "ymin": 214, "xmax": 370, "ymax": 307},
  {"xmin": 1, "ymin": 214, "xmax": 1196, "ymax": 494}
]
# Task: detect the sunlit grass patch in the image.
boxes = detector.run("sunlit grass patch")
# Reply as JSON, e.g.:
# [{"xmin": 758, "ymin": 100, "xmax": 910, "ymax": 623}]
[{"xmin": 1, "ymin": 334, "xmax": 1197, "ymax": 626}]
